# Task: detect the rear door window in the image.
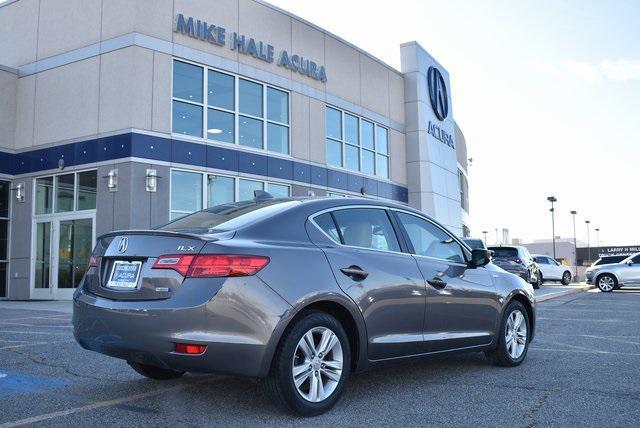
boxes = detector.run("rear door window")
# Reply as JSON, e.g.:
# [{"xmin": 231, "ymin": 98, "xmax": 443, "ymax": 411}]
[
  {"xmin": 313, "ymin": 213, "xmax": 341, "ymax": 243},
  {"xmin": 396, "ymin": 212, "xmax": 465, "ymax": 264},
  {"xmin": 326, "ymin": 208, "xmax": 400, "ymax": 252}
]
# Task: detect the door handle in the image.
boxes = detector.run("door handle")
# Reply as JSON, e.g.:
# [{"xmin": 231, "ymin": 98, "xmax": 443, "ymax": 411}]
[
  {"xmin": 427, "ymin": 277, "xmax": 447, "ymax": 289},
  {"xmin": 340, "ymin": 265, "xmax": 369, "ymax": 281}
]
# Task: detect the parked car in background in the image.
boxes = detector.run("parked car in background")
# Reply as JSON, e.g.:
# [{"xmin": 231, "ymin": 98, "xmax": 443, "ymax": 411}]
[
  {"xmin": 591, "ymin": 255, "xmax": 628, "ymax": 267},
  {"xmin": 488, "ymin": 245, "xmax": 542, "ymax": 289},
  {"xmin": 73, "ymin": 196, "xmax": 536, "ymax": 416},
  {"xmin": 532, "ymin": 254, "xmax": 572, "ymax": 285},
  {"xmin": 586, "ymin": 252, "xmax": 640, "ymax": 292},
  {"xmin": 462, "ymin": 237, "xmax": 487, "ymax": 250}
]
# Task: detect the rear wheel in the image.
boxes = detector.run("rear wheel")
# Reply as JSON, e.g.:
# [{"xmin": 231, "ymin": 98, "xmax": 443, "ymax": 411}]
[
  {"xmin": 265, "ymin": 312, "xmax": 351, "ymax": 416},
  {"xmin": 485, "ymin": 300, "xmax": 530, "ymax": 367},
  {"xmin": 597, "ymin": 274, "xmax": 617, "ymax": 292},
  {"xmin": 128, "ymin": 361, "xmax": 185, "ymax": 380},
  {"xmin": 531, "ymin": 271, "xmax": 542, "ymax": 289},
  {"xmin": 562, "ymin": 271, "xmax": 572, "ymax": 285}
]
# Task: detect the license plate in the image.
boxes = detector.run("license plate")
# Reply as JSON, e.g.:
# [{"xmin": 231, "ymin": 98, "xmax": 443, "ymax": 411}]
[{"xmin": 106, "ymin": 260, "xmax": 142, "ymax": 289}]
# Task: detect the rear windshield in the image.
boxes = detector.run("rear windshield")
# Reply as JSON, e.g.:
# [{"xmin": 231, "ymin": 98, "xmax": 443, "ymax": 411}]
[
  {"xmin": 159, "ymin": 199, "xmax": 298, "ymax": 234},
  {"xmin": 594, "ymin": 256, "xmax": 626, "ymax": 265},
  {"xmin": 489, "ymin": 247, "xmax": 518, "ymax": 258}
]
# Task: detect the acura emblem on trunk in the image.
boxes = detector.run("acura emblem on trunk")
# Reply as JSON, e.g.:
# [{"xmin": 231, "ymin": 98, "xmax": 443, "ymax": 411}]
[{"xmin": 118, "ymin": 237, "xmax": 128, "ymax": 253}]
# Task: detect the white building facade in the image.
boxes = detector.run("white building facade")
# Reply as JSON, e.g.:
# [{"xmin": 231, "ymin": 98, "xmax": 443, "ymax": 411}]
[{"xmin": 0, "ymin": 0, "xmax": 470, "ymax": 299}]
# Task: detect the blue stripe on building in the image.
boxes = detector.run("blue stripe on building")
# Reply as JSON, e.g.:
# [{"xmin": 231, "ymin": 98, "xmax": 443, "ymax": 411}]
[{"xmin": 0, "ymin": 132, "xmax": 409, "ymax": 203}]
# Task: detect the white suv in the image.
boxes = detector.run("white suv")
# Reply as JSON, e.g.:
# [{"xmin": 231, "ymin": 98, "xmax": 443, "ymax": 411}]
[
  {"xmin": 532, "ymin": 255, "xmax": 572, "ymax": 285},
  {"xmin": 586, "ymin": 252, "xmax": 640, "ymax": 292}
]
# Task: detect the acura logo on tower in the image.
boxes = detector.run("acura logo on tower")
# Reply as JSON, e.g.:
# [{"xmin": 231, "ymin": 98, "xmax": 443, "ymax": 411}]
[
  {"xmin": 117, "ymin": 237, "xmax": 128, "ymax": 253},
  {"xmin": 427, "ymin": 66, "xmax": 448, "ymax": 121}
]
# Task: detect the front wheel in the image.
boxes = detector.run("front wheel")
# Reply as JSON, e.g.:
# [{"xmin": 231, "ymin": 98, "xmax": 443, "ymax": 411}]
[
  {"xmin": 597, "ymin": 274, "xmax": 617, "ymax": 292},
  {"xmin": 562, "ymin": 271, "xmax": 572, "ymax": 285},
  {"xmin": 265, "ymin": 312, "xmax": 351, "ymax": 416},
  {"xmin": 485, "ymin": 300, "xmax": 530, "ymax": 367},
  {"xmin": 128, "ymin": 361, "xmax": 185, "ymax": 380}
]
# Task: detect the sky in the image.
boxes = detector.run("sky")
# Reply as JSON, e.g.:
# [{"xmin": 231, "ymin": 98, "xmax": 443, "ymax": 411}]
[{"xmin": 269, "ymin": 0, "xmax": 640, "ymax": 247}]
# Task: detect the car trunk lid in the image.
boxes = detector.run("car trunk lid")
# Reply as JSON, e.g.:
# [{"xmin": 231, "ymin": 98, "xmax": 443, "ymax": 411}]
[{"xmin": 84, "ymin": 230, "xmax": 230, "ymax": 300}]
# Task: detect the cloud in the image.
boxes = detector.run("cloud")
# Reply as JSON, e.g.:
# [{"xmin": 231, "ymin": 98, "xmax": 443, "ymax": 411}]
[{"xmin": 541, "ymin": 59, "xmax": 640, "ymax": 82}]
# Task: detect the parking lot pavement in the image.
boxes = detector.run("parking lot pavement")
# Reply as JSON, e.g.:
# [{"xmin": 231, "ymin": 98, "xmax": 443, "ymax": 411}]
[
  {"xmin": 1, "ymin": 289, "xmax": 639, "ymax": 427},
  {"xmin": 534, "ymin": 283, "xmax": 594, "ymax": 301}
]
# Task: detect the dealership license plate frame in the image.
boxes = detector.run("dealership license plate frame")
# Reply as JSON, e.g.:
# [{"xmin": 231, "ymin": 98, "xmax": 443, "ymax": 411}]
[{"xmin": 106, "ymin": 260, "xmax": 143, "ymax": 289}]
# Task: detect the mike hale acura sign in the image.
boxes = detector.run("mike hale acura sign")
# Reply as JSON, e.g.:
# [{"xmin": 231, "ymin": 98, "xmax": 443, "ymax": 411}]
[{"xmin": 174, "ymin": 13, "xmax": 328, "ymax": 82}]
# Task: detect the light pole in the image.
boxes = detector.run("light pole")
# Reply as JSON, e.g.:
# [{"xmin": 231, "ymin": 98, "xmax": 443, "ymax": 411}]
[
  {"xmin": 585, "ymin": 220, "xmax": 591, "ymax": 263},
  {"xmin": 595, "ymin": 228, "xmax": 600, "ymax": 249},
  {"xmin": 482, "ymin": 230, "xmax": 488, "ymax": 247},
  {"xmin": 547, "ymin": 196, "xmax": 557, "ymax": 259},
  {"xmin": 570, "ymin": 210, "xmax": 578, "ymax": 277}
]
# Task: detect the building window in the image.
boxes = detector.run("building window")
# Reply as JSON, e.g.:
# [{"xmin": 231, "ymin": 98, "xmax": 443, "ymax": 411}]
[
  {"xmin": 458, "ymin": 169, "xmax": 469, "ymax": 212},
  {"xmin": 0, "ymin": 181, "xmax": 9, "ymax": 298},
  {"xmin": 170, "ymin": 170, "xmax": 203, "ymax": 220},
  {"xmin": 172, "ymin": 60, "xmax": 290, "ymax": 154},
  {"xmin": 34, "ymin": 170, "xmax": 97, "ymax": 216},
  {"xmin": 325, "ymin": 106, "xmax": 389, "ymax": 178},
  {"xmin": 170, "ymin": 169, "xmax": 291, "ymax": 219}
]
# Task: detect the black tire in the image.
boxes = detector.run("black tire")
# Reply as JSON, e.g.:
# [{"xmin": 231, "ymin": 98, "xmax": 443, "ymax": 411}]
[
  {"xmin": 264, "ymin": 311, "xmax": 351, "ymax": 417},
  {"xmin": 561, "ymin": 271, "xmax": 572, "ymax": 285},
  {"xmin": 532, "ymin": 271, "xmax": 542, "ymax": 289},
  {"xmin": 485, "ymin": 300, "xmax": 530, "ymax": 367},
  {"xmin": 128, "ymin": 361, "xmax": 185, "ymax": 380},
  {"xmin": 596, "ymin": 274, "xmax": 617, "ymax": 292}
]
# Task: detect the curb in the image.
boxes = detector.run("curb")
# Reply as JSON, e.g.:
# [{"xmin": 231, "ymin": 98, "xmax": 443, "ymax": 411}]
[{"xmin": 536, "ymin": 284, "xmax": 595, "ymax": 302}]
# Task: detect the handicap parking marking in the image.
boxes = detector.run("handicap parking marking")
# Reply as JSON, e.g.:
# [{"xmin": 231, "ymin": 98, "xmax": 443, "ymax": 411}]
[{"xmin": 0, "ymin": 370, "xmax": 71, "ymax": 399}]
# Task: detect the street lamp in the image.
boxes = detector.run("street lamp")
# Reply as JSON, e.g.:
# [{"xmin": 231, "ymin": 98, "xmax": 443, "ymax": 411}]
[
  {"xmin": 585, "ymin": 220, "xmax": 591, "ymax": 263},
  {"xmin": 570, "ymin": 210, "xmax": 578, "ymax": 277},
  {"xmin": 547, "ymin": 196, "xmax": 557, "ymax": 259},
  {"xmin": 482, "ymin": 230, "xmax": 488, "ymax": 246},
  {"xmin": 595, "ymin": 228, "xmax": 600, "ymax": 249}
]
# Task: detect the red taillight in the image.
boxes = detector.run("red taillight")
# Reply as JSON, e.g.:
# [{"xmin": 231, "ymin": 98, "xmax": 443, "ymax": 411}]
[
  {"xmin": 152, "ymin": 255, "xmax": 196, "ymax": 276},
  {"xmin": 88, "ymin": 254, "xmax": 101, "ymax": 268},
  {"xmin": 174, "ymin": 343, "xmax": 207, "ymax": 355},
  {"xmin": 188, "ymin": 255, "xmax": 270, "ymax": 278},
  {"xmin": 152, "ymin": 254, "xmax": 269, "ymax": 278}
]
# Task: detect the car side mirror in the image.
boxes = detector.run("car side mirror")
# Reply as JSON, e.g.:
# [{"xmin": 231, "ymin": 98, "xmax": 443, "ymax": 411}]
[
  {"xmin": 469, "ymin": 248, "xmax": 491, "ymax": 268},
  {"xmin": 627, "ymin": 260, "xmax": 633, "ymax": 266}
]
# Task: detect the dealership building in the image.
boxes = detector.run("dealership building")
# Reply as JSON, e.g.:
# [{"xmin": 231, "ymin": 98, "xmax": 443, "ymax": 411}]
[{"xmin": 0, "ymin": 0, "xmax": 470, "ymax": 299}]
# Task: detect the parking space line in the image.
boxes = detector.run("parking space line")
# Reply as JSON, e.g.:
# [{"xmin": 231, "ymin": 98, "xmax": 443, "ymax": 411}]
[
  {"xmin": 0, "ymin": 378, "xmax": 220, "ymax": 428},
  {"xmin": 0, "ymin": 340, "xmax": 75, "ymax": 351},
  {"xmin": 0, "ymin": 322, "xmax": 72, "ymax": 328},
  {"xmin": 0, "ymin": 331, "xmax": 72, "ymax": 336},
  {"xmin": 531, "ymin": 347, "xmax": 640, "ymax": 356},
  {"xmin": 0, "ymin": 315, "xmax": 70, "ymax": 322}
]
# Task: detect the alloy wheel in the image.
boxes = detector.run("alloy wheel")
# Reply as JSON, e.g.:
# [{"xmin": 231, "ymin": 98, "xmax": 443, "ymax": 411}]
[
  {"xmin": 598, "ymin": 276, "xmax": 615, "ymax": 292},
  {"xmin": 505, "ymin": 309, "xmax": 527, "ymax": 359},
  {"xmin": 292, "ymin": 327, "xmax": 344, "ymax": 403}
]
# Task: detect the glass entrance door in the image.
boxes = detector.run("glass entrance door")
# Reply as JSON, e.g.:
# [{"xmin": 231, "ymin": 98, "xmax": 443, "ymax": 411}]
[
  {"xmin": 57, "ymin": 218, "xmax": 93, "ymax": 292},
  {"xmin": 31, "ymin": 215, "xmax": 95, "ymax": 299}
]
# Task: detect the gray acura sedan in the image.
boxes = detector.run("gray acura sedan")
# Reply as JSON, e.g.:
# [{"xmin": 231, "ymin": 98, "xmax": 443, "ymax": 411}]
[{"xmin": 73, "ymin": 195, "xmax": 535, "ymax": 416}]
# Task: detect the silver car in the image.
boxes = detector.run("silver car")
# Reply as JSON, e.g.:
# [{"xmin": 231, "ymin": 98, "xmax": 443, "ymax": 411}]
[
  {"xmin": 73, "ymin": 196, "xmax": 536, "ymax": 416},
  {"xmin": 586, "ymin": 252, "xmax": 640, "ymax": 292}
]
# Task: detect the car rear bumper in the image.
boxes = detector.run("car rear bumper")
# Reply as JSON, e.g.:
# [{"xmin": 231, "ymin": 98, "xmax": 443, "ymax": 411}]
[{"xmin": 72, "ymin": 276, "xmax": 292, "ymax": 378}]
